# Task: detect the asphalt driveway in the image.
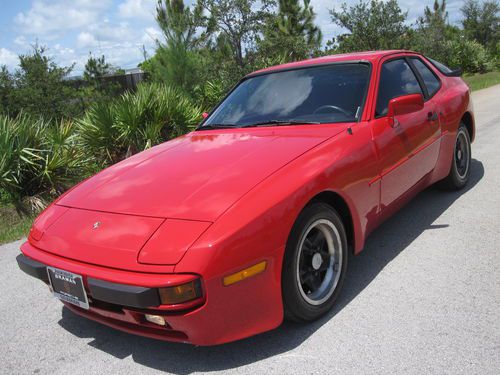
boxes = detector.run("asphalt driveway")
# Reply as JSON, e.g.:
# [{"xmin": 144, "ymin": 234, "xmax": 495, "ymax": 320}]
[{"xmin": 1, "ymin": 85, "xmax": 499, "ymax": 375}]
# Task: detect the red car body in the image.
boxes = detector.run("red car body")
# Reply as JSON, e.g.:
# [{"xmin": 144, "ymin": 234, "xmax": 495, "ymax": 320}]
[{"xmin": 18, "ymin": 50, "xmax": 474, "ymax": 345}]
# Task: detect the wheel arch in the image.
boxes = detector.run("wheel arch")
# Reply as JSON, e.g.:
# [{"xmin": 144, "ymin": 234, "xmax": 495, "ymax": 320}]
[
  {"xmin": 307, "ymin": 190, "xmax": 356, "ymax": 254},
  {"xmin": 461, "ymin": 111, "xmax": 475, "ymax": 142}
]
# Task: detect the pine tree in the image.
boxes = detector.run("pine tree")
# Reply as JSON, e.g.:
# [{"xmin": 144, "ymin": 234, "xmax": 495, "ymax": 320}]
[
  {"xmin": 143, "ymin": 0, "xmax": 204, "ymax": 92},
  {"xmin": 415, "ymin": 0, "xmax": 455, "ymax": 62},
  {"xmin": 261, "ymin": 0, "xmax": 322, "ymax": 62}
]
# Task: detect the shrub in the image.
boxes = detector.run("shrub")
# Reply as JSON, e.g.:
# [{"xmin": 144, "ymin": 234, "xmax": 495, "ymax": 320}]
[
  {"xmin": 0, "ymin": 113, "xmax": 89, "ymax": 214},
  {"xmin": 77, "ymin": 101, "xmax": 122, "ymax": 165},
  {"xmin": 193, "ymin": 80, "xmax": 229, "ymax": 110},
  {"xmin": 445, "ymin": 38, "xmax": 493, "ymax": 74},
  {"xmin": 78, "ymin": 82, "xmax": 202, "ymax": 165}
]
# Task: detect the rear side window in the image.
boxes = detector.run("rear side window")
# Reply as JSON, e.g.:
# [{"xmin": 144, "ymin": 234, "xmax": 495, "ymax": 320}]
[
  {"xmin": 375, "ymin": 59, "xmax": 423, "ymax": 117},
  {"xmin": 411, "ymin": 58, "xmax": 441, "ymax": 97},
  {"xmin": 427, "ymin": 57, "xmax": 453, "ymax": 74}
]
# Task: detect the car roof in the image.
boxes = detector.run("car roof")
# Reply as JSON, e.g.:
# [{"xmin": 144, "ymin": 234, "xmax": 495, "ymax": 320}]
[{"xmin": 247, "ymin": 50, "xmax": 415, "ymax": 77}]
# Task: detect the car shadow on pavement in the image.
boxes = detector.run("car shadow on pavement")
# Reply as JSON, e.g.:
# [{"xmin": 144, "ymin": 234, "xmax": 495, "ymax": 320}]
[{"xmin": 58, "ymin": 159, "xmax": 484, "ymax": 374}]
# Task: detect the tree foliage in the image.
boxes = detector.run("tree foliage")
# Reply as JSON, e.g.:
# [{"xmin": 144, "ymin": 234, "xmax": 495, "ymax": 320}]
[
  {"xmin": 143, "ymin": 0, "xmax": 206, "ymax": 94},
  {"xmin": 461, "ymin": 0, "xmax": 499, "ymax": 56},
  {"xmin": 411, "ymin": 0, "xmax": 494, "ymax": 72},
  {"xmin": 446, "ymin": 37, "xmax": 493, "ymax": 73},
  {"xmin": 6, "ymin": 45, "xmax": 81, "ymax": 119},
  {"xmin": 0, "ymin": 66, "xmax": 14, "ymax": 116},
  {"xmin": 414, "ymin": 0, "xmax": 452, "ymax": 62},
  {"xmin": 82, "ymin": 54, "xmax": 123, "ymax": 105},
  {"xmin": 156, "ymin": 0, "xmax": 205, "ymax": 47},
  {"xmin": 83, "ymin": 54, "xmax": 114, "ymax": 81},
  {"xmin": 199, "ymin": 0, "xmax": 272, "ymax": 70},
  {"xmin": 329, "ymin": 0, "xmax": 410, "ymax": 52},
  {"xmin": 260, "ymin": 0, "xmax": 322, "ymax": 61}
]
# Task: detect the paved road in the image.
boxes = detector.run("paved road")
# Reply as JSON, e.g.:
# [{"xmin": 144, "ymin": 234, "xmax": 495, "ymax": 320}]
[{"xmin": 1, "ymin": 85, "xmax": 499, "ymax": 375}]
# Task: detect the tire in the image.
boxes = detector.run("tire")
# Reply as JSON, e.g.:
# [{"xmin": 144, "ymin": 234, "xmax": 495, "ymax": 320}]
[
  {"xmin": 440, "ymin": 123, "xmax": 472, "ymax": 190},
  {"xmin": 282, "ymin": 202, "xmax": 348, "ymax": 322}
]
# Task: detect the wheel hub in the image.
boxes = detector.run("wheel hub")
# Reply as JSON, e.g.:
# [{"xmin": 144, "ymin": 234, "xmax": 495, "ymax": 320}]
[
  {"xmin": 455, "ymin": 129, "xmax": 470, "ymax": 179},
  {"xmin": 296, "ymin": 219, "xmax": 343, "ymax": 306},
  {"xmin": 312, "ymin": 253, "xmax": 323, "ymax": 270}
]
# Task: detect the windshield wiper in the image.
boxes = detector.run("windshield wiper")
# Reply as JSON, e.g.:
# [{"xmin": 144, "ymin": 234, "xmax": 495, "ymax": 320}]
[
  {"xmin": 241, "ymin": 120, "xmax": 320, "ymax": 128},
  {"xmin": 196, "ymin": 123, "xmax": 236, "ymax": 130}
]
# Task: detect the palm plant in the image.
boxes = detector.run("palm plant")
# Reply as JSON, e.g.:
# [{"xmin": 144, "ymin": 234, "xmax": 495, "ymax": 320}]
[
  {"xmin": 0, "ymin": 113, "xmax": 89, "ymax": 214},
  {"xmin": 77, "ymin": 101, "xmax": 123, "ymax": 165},
  {"xmin": 193, "ymin": 79, "xmax": 229, "ymax": 109},
  {"xmin": 78, "ymin": 82, "xmax": 202, "ymax": 163}
]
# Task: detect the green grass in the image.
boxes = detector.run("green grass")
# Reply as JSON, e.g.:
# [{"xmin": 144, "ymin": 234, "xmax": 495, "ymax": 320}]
[
  {"xmin": 0, "ymin": 206, "xmax": 33, "ymax": 245},
  {"xmin": 463, "ymin": 71, "xmax": 500, "ymax": 91}
]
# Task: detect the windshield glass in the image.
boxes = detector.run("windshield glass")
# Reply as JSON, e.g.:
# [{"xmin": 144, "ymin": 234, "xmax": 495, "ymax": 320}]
[{"xmin": 202, "ymin": 63, "xmax": 370, "ymax": 128}]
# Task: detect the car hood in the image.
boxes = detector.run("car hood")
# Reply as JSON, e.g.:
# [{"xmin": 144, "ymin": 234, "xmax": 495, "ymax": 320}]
[{"xmin": 57, "ymin": 126, "xmax": 345, "ymax": 221}]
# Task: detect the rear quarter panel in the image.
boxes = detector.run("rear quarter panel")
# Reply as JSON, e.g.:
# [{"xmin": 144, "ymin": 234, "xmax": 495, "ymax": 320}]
[{"xmin": 426, "ymin": 62, "xmax": 473, "ymax": 182}]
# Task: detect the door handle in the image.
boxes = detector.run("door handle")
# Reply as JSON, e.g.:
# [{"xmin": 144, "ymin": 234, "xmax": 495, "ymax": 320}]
[
  {"xmin": 427, "ymin": 111, "xmax": 438, "ymax": 121},
  {"xmin": 389, "ymin": 117, "xmax": 400, "ymax": 128}
]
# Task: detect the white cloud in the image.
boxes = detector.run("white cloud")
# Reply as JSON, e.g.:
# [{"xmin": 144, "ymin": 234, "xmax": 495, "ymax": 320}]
[
  {"xmin": 14, "ymin": 0, "xmax": 112, "ymax": 37},
  {"xmin": 141, "ymin": 26, "xmax": 162, "ymax": 46},
  {"xmin": 118, "ymin": 0, "xmax": 155, "ymax": 20},
  {"xmin": 88, "ymin": 22, "xmax": 132, "ymax": 43},
  {"xmin": 13, "ymin": 36, "xmax": 29, "ymax": 48},
  {"xmin": 0, "ymin": 48, "xmax": 19, "ymax": 69},
  {"xmin": 77, "ymin": 31, "xmax": 98, "ymax": 48}
]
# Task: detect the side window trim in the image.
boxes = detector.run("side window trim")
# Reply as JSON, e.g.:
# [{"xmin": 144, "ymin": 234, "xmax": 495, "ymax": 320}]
[
  {"xmin": 406, "ymin": 56, "xmax": 442, "ymax": 100},
  {"xmin": 405, "ymin": 57, "xmax": 429, "ymax": 99}
]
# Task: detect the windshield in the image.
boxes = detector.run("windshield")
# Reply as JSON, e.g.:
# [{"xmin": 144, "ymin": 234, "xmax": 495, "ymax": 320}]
[{"xmin": 202, "ymin": 63, "xmax": 370, "ymax": 128}]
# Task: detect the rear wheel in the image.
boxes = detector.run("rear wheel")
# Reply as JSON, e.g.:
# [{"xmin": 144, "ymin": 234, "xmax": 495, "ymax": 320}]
[
  {"xmin": 282, "ymin": 203, "xmax": 348, "ymax": 322},
  {"xmin": 440, "ymin": 123, "xmax": 471, "ymax": 190}
]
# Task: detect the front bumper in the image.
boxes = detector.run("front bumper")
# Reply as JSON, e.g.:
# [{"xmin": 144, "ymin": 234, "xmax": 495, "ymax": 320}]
[
  {"xmin": 18, "ymin": 241, "xmax": 284, "ymax": 345},
  {"xmin": 17, "ymin": 254, "xmax": 163, "ymax": 308},
  {"xmin": 17, "ymin": 252, "xmax": 200, "ymax": 343}
]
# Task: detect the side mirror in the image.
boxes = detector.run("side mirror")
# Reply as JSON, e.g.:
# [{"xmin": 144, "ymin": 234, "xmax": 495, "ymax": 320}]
[
  {"xmin": 202, "ymin": 112, "xmax": 209, "ymax": 119},
  {"xmin": 387, "ymin": 94, "xmax": 424, "ymax": 128}
]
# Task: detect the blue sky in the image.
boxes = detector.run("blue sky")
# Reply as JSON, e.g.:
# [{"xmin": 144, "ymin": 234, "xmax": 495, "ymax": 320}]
[{"xmin": 0, "ymin": 0, "xmax": 464, "ymax": 75}]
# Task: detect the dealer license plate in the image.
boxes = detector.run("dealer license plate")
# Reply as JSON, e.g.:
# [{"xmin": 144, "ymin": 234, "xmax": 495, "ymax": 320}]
[{"xmin": 46, "ymin": 267, "xmax": 89, "ymax": 310}]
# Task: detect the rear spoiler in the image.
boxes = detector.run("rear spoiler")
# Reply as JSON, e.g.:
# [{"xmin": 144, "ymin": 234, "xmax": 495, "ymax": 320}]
[{"xmin": 444, "ymin": 68, "xmax": 462, "ymax": 77}]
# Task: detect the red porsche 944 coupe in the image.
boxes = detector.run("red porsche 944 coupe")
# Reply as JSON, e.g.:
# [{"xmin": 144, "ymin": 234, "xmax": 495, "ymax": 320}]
[{"xmin": 17, "ymin": 50, "xmax": 474, "ymax": 345}]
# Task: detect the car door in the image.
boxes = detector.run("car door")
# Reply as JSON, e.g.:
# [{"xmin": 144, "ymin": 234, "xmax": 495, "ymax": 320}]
[
  {"xmin": 408, "ymin": 56, "xmax": 442, "ymax": 147},
  {"xmin": 371, "ymin": 57, "xmax": 441, "ymax": 208}
]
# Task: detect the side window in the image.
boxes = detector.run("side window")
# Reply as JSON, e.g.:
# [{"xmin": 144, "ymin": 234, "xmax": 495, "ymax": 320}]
[
  {"xmin": 410, "ymin": 57, "xmax": 441, "ymax": 97},
  {"xmin": 427, "ymin": 57, "xmax": 453, "ymax": 74},
  {"xmin": 375, "ymin": 59, "xmax": 423, "ymax": 117}
]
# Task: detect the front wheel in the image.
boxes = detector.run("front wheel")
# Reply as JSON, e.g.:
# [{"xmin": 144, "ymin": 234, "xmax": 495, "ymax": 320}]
[
  {"xmin": 282, "ymin": 203, "xmax": 348, "ymax": 322},
  {"xmin": 440, "ymin": 123, "xmax": 472, "ymax": 190}
]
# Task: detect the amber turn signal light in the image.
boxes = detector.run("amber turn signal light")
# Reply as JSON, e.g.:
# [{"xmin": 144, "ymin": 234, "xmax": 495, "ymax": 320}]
[
  {"xmin": 158, "ymin": 279, "xmax": 202, "ymax": 305},
  {"xmin": 223, "ymin": 261, "xmax": 267, "ymax": 286}
]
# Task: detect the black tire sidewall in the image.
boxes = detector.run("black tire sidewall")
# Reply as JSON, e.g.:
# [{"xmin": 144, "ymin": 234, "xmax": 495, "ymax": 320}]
[
  {"xmin": 450, "ymin": 124, "xmax": 472, "ymax": 189},
  {"xmin": 282, "ymin": 202, "xmax": 348, "ymax": 322}
]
